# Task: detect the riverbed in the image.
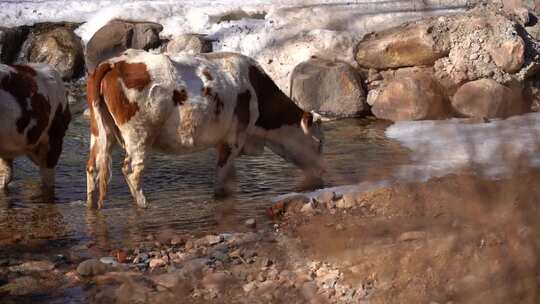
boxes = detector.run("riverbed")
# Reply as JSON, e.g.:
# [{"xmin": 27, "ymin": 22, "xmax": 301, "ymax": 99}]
[{"xmin": 0, "ymin": 115, "xmax": 410, "ymax": 249}]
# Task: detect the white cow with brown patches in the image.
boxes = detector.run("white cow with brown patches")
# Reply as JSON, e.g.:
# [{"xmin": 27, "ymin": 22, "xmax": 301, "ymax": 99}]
[
  {"xmin": 0, "ymin": 63, "xmax": 71, "ymax": 193},
  {"xmin": 87, "ymin": 49, "xmax": 323, "ymax": 209}
]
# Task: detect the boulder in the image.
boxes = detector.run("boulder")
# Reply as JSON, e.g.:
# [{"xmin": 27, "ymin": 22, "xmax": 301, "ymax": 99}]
[
  {"xmin": 166, "ymin": 34, "xmax": 212, "ymax": 54},
  {"xmin": 488, "ymin": 37, "xmax": 525, "ymax": 73},
  {"xmin": 85, "ymin": 19, "xmax": 163, "ymax": 72},
  {"xmin": 355, "ymin": 23, "xmax": 447, "ymax": 69},
  {"xmin": 0, "ymin": 26, "xmax": 28, "ymax": 63},
  {"xmin": 452, "ymin": 79, "xmax": 525, "ymax": 118},
  {"xmin": 290, "ymin": 57, "xmax": 366, "ymax": 117},
  {"xmin": 21, "ymin": 25, "xmax": 84, "ymax": 80},
  {"xmin": 77, "ymin": 259, "xmax": 108, "ymax": 276},
  {"xmin": 371, "ymin": 72, "xmax": 450, "ymax": 121}
]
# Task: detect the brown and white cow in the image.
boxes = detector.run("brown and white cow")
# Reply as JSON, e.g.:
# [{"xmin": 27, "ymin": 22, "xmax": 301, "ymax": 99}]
[
  {"xmin": 0, "ymin": 63, "xmax": 71, "ymax": 193},
  {"xmin": 87, "ymin": 49, "xmax": 323, "ymax": 209}
]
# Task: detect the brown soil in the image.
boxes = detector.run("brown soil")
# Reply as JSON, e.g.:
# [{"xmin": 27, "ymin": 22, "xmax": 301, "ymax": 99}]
[
  {"xmin": 3, "ymin": 171, "xmax": 540, "ymax": 303},
  {"xmin": 283, "ymin": 171, "xmax": 540, "ymax": 303}
]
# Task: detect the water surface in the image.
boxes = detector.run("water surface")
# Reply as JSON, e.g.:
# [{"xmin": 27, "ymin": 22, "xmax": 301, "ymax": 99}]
[{"xmin": 0, "ymin": 116, "xmax": 410, "ymax": 248}]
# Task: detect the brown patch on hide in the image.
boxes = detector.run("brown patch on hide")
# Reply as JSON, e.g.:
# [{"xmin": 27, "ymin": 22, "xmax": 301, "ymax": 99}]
[
  {"xmin": 0, "ymin": 67, "xmax": 38, "ymax": 133},
  {"xmin": 46, "ymin": 103, "xmax": 71, "ymax": 168},
  {"xmin": 101, "ymin": 67, "xmax": 140, "ymax": 125},
  {"xmin": 114, "ymin": 61, "xmax": 151, "ymax": 91},
  {"xmin": 87, "ymin": 63, "xmax": 114, "ymax": 136},
  {"xmin": 248, "ymin": 65, "xmax": 304, "ymax": 130},
  {"xmin": 235, "ymin": 90, "xmax": 251, "ymax": 131},
  {"xmin": 89, "ymin": 108, "xmax": 99, "ymax": 136},
  {"xmin": 173, "ymin": 89, "xmax": 187, "ymax": 106},
  {"xmin": 217, "ymin": 143, "xmax": 232, "ymax": 168},
  {"xmin": 202, "ymin": 68, "xmax": 214, "ymax": 81},
  {"xmin": 12, "ymin": 64, "xmax": 37, "ymax": 76},
  {"xmin": 1, "ymin": 65, "xmax": 58, "ymax": 144},
  {"xmin": 26, "ymin": 93, "xmax": 51, "ymax": 145}
]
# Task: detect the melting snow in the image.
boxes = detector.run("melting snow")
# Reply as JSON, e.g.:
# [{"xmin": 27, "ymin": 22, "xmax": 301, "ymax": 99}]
[{"xmin": 387, "ymin": 113, "xmax": 540, "ymax": 181}]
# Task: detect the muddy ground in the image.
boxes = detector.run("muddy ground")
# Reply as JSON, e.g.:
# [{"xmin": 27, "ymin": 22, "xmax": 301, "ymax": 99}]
[{"xmin": 2, "ymin": 170, "xmax": 540, "ymax": 303}]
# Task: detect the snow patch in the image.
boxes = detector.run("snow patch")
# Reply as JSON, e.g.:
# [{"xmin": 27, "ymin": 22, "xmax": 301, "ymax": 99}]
[{"xmin": 387, "ymin": 113, "xmax": 540, "ymax": 180}]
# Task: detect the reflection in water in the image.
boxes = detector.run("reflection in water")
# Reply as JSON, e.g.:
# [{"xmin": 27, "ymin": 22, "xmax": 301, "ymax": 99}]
[{"xmin": 0, "ymin": 116, "xmax": 410, "ymax": 247}]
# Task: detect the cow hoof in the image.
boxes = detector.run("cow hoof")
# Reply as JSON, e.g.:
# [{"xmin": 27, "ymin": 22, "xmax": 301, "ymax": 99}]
[
  {"xmin": 213, "ymin": 188, "xmax": 231, "ymax": 199},
  {"xmin": 136, "ymin": 198, "xmax": 148, "ymax": 209},
  {"xmin": 296, "ymin": 176, "xmax": 324, "ymax": 191}
]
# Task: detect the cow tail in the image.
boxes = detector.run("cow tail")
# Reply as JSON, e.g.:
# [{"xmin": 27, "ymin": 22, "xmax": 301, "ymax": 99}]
[{"xmin": 87, "ymin": 63, "xmax": 116, "ymax": 205}]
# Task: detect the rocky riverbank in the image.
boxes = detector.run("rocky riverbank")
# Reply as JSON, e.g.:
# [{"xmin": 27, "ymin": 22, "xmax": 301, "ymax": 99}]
[
  {"xmin": 2, "ymin": 169, "xmax": 540, "ymax": 303},
  {"xmin": 5, "ymin": 1, "xmax": 540, "ymax": 121}
]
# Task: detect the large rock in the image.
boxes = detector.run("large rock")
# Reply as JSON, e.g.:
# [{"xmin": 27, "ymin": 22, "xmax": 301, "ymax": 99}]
[
  {"xmin": 20, "ymin": 24, "xmax": 84, "ymax": 80},
  {"xmin": 85, "ymin": 19, "xmax": 163, "ymax": 72},
  {"xmin": 290, "ymin": 57, "xmax": 366, "ymax": 117},
  {"xmin": 0, "ymin": 26, "xmax": 28, "ymax": 63},
  {"xmin": 371, "ymin": 72, "xmax": 450, "ymax": 121},
  {"xmin": 355, "ymin": 23, "xmax": 447, "ymax": 69},
  {"xmin": 166, "ymin": 34, "xmax": 212, "ymax": 54},
  {"xmin": 452, "ymin": 79, "xmax": 525, "ymax": 118},
  {"xmin": 488, "ymin": 37, "xmax": 526, "ymax": 73}
]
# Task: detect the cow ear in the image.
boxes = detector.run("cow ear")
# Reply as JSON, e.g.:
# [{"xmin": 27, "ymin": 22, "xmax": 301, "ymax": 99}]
[{"xmin": 301, "ymin": 112, "xmax": 313, "ymax": 134}]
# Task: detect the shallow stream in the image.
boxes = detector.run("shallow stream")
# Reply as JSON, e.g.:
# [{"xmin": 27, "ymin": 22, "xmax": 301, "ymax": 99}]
[{"xmin": 0, "ymin": 115, "xmax": 410, "ymax": 248}]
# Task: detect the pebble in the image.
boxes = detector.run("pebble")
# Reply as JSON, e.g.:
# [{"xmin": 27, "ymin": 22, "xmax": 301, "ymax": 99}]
[
  {"xmin": 244, "ymin": 218, "xmax": 256, "ymax": 228},
  {"xmin": 398, "ymin": 231, "xmax": 427, "ymax": 242},
  {"xmin": 315, "ymin": 191, "xmax": 336, "ymax": 204},
  {"xmin": 301, "ymin": 201, "xmax": 316, "ymax": 214},
  {"xmin": 132, "ymin": 255, "xmax": 144, "ymax": 264},
  {"xmin": 243, "ymin": 281, "xmax": 258, "ymax": 293},
  {"xmin": 203, "ymin": 235, "xmax": 223, "ymax": 246},
  {"xmin": 116, "ymin": 250, "xmax": 128, "ymax": 263},
  {"xmin": 336, "ymin": 224, "xmax": 345, "ymax": 231},
  {"xmin": 211, "ymin": 251, "xmax": 229, "ymax": 263},
  {"xmin": 149, "ymin": 258, "xmax": 167, "ymax": 268},
  {"xmin": 336, "ymin": 193, "xmax": 356, "ymax": 209},
  {"xmin": 9, "ymin": 260, "xmax": 55, "ymax": 273},
  {"xmin": 77, "ymin": 259, "xmax": 108, "ymax": 277},
  {"xmin": 170, "ymin": 235, "xmax": 184, "ymax": 246}
]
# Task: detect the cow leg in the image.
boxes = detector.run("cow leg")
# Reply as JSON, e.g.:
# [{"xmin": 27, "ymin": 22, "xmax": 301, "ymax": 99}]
[
  {"xmin": 86, "ymin": 134, "xmax": 99, "ymax": 208},
  {"xmin": 122, "ymin": 150, "xmax": 148, "ymax": 208},
  {"xmin": 215, "ymin": 142, "xmax": 240, "ymax": 197},
  {"xmin": 28, "ymin": 142, "xmax": 55, "ymax": 196},
  {"xmin": 0, "ymin": 158, "xmax": 13, "ymax": 190}
]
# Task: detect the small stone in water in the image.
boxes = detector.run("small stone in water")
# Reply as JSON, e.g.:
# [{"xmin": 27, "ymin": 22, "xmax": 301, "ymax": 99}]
[
  {"xmin": 77, "ymin": 259, "xmax": 108, "ymax": 277},
  {"xmin": 9, "ymin": 260, "xmax": 55, "ymax": 273},
  {"xmin": 245, "ymin": 218, "xmax": 256, "ymax": 228},
  {"xmin": 100, "ymin": 257, "xmax": 116, "ymax": 265},
  {"xmin": 205, "ymin": 235, "xmax": 223, "ymax": 246},
  {"xmin": 170, "ymin": 235, "xmax": 184, "ymax": 246}
]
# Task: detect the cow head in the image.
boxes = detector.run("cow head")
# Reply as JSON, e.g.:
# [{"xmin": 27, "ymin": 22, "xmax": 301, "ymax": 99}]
[
  {"xmin": 300, "ymin": 111, "xmax": 324, "ymax": 156},
  {"xmin": 265, "ymin": 111, "xmax": 325, "ymax": 188}
]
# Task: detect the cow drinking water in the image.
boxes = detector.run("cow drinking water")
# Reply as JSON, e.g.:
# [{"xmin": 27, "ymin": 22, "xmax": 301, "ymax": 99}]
[
  {"xmin": 87, "ymin": 49, "xmax": 323, "ymax": 209},
  {"xmin": 0, "ymin": 63, "xmax": 71, "ymax": 194}
]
